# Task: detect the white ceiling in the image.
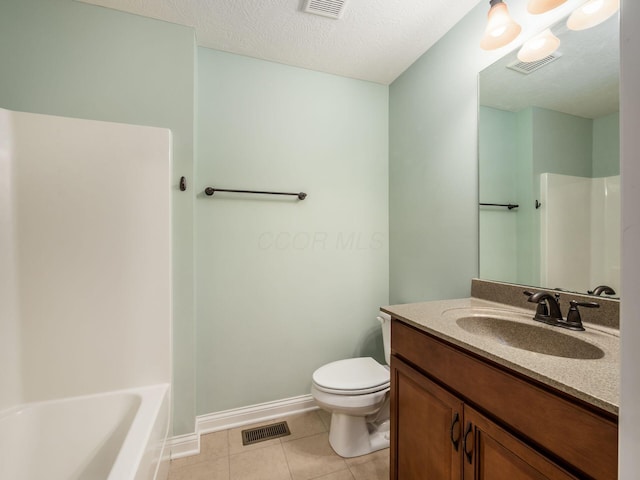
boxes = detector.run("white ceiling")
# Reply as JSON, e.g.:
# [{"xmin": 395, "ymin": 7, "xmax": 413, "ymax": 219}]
[{"xmin": 77, "ymin": 0, "xmax": 483, "ymax": 85}]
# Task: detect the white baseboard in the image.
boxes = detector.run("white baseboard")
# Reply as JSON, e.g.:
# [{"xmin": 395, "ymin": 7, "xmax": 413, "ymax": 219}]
[
  {"xmin": 167, "ymin": 432, "xmax": 199, "ymax": 459},
  {"xmin": 169, "ymin": 394, "xmax": 318, "ymax": 459},
  {"xmin": 197, "ymin": 394, "xmax": 318, "ymax": 435}
]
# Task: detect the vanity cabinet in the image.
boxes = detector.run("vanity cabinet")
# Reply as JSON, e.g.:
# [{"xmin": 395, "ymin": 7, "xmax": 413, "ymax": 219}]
[
  {"xmin": 393, "ymin": 357, "xmax": 462, "ymax": 479},
  {"xmin": 390, "ymin": 320, "xmax": 618, "ymax": 480}
]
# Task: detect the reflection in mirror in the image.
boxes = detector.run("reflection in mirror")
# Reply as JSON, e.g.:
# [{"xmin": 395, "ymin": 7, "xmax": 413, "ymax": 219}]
[{"xmin": 478, "ymin": 13, "xmax": 619, "ymax": 297}]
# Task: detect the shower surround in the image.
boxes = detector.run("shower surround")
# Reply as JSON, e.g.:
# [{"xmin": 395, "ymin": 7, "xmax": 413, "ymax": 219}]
[{"xmin": 0, "ymin": 108, "xmax": 173, "ymax": 479}]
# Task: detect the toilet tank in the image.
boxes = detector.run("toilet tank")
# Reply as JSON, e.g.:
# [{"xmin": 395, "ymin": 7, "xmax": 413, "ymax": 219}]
[{"xmin": 378, "ymin": 312, "xmax": 392, "ymax": 365}]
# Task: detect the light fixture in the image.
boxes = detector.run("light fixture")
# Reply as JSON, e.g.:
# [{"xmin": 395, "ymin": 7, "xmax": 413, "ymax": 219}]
[
  {"xmin": 480, "ymin": 0, "xmax": 522, "ymax": 51},
  {"xmin": 527, "ymin": 0, "xmax": 568, "ymax": 15},
  {"xmin": 567, "ymin": 0, "xmax": 620, "ymax": 31},
  {"xmin": 517, "ymin": 28, "xmax": 561, "ymax": 62}
]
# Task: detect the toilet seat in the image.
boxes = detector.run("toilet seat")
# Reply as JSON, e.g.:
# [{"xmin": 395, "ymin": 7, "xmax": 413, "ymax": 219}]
[
  {"xmin": 312, "ymin": 357, "xmax": 390, "ymax": 395},
  {"xmin": 312, "ymin": 381, "xmax": 390, "ymax": 396},
  {"xmin": 311, "ymin": 383, "xmax": 389, "ymax": 413}
]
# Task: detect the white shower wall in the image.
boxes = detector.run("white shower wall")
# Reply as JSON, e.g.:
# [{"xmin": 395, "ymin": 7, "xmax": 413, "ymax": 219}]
[
  {"xmin": 590, "ymin": 176, "xmax": 621, "ymax": 292},
  {"xmin": 540, "ymin": 173, "xmax": 620, "ymax": 294},
  {"xmin": 0, "ymin": 108, "xmax": 172, "ymax": 408}
]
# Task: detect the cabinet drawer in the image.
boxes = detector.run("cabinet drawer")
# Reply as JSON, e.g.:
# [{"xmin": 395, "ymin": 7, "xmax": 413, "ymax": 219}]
[{"xmin": 392, "ymin": 320, "xmax": 618, "ymax": 480}]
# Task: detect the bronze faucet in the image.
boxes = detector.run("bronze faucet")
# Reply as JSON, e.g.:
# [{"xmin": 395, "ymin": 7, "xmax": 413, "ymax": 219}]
[
  {"xmin": 523, "ymin": 291, "xmax": 599, "ymax": 331},
  {"xmin": 588, "ymin": 285, "xmax": 616, "ymax": 296}
]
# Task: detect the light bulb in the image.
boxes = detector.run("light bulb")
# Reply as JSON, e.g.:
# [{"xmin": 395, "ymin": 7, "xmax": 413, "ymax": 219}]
[
  {"xmin": 480, "ymin": 0, "xmax": 522, "ymax": 50},
  {"xmin": 567, "ymin": 0, "xmax": 619, "ymax": 31}
]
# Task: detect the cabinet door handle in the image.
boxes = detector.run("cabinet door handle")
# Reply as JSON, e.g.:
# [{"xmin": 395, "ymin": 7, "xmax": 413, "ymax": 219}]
[
  {"xmin": 463, "ymin": 422, "xmax": 473, "ymax": 464},
  {"xmin": 449, "ymin": 412, "xmax": 461, "ymax": 451}
]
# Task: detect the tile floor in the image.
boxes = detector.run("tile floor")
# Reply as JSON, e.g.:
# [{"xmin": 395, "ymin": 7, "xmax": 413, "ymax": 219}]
[{"xmin": 168, "ymin": 409, "xmax": 389, "ymax": 480}]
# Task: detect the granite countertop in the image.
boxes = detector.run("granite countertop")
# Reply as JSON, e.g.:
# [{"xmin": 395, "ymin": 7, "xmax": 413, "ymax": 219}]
[{"xmin": 382, "ymin": 297, "xmax": 620, "ymax": 415}]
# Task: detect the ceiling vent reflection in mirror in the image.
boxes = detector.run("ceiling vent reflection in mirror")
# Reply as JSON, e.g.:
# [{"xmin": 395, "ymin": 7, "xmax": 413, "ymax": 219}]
[
  {"xmin": 303, "ymin": 0, "xmax": 348, "ymax": 19},
  {"xmin": 507, "ymin": 52, "xmax": 562, "ymax": 75}
]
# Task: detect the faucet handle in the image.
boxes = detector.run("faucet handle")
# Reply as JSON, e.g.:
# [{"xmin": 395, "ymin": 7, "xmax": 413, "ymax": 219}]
[
  {"xmin": 570, "ymin": 300, "xmax": 600, "ymax": 310},
  {"xmin": 565, "ymin": 300, "xmax": 599, "ymax": 331}
]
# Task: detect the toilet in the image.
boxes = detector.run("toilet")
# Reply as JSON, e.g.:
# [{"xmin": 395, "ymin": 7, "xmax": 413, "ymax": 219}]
[{"xmin": 311, "ymin": 312, "xmax": 392, "ymax": 458}]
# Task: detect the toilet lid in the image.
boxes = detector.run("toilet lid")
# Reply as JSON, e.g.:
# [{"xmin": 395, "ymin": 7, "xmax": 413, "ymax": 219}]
[{"xmin": 312, "ymin": 357, "xmax": 389, "ymax": 392}]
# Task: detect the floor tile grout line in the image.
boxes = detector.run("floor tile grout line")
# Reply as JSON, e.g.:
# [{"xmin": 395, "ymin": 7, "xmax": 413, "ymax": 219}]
[
  {"xmin": 280, "ymin": 437, "xmax": 295, "ymax": 480},
  {"xmin": 224, "ymin": 428, "xmax": 231, "ymax": 480}
]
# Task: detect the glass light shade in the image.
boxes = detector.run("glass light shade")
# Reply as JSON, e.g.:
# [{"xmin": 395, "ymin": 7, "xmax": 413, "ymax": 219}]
[
  {"xmin": 527, "ymin": 0, "xmax": 568, "ymax": 14},
  {"xmin": 517, "ymin": 29, "xmax": 561, "ymax": 62},
  {"xmin": 480, "ymin": 1, "xmax": 522, "ymax": 50},
  {"xmin": 567, "ymin": 0, "xmax": 620, "ymax": 31}
]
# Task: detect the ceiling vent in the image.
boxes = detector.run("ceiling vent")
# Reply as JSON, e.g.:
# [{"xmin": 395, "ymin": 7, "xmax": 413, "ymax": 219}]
[
  {"xmin": 303, "ymin": 0, "xmax": 348, "ymax": 19},
  {"xmin": 507, "ymin": 52, "xmax": 562, "ymax": 75}
]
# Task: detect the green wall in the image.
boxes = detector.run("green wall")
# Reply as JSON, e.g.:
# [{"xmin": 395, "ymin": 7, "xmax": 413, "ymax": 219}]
[
  {"xmin": 479, "ymin": 107, "xmax": 518, "ymax": 283},
  {"xmin": 514, "ymin": 108, "xmax": 538, "ymax": 285},
  {"xmin": 0, "ymin": 0, "xmax": 197, "ymax": 435},
  {"xmin": 388, "ymin": 4, "xmax": 489, "ymax": 304},
  {"xmin": 532, "ymin": 107, "xmax": 594, "ymax": 179},
  {"xmin": 195, "ymin": 48, "xmax": 389, "ymax": 414},
  {"xmin": 593, "ymin": 112, "xmax": 620, "ymax": 177}
]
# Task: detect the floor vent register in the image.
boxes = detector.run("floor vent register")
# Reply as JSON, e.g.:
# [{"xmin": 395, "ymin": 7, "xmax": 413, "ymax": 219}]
[{"xmin": 241, "ymin": 421, "xmax": 291, "ymax": 445}]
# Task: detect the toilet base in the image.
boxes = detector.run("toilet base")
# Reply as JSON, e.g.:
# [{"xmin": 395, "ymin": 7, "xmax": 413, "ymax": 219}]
[{"xmin": 328, "ymin": 412, "xmax": 390, "ymax": 458}]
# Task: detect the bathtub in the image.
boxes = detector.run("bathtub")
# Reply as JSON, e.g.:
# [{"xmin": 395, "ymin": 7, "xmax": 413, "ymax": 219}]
[{"xmin": 0, "ymin": 384, "xmax": 171, "ymax": 480}]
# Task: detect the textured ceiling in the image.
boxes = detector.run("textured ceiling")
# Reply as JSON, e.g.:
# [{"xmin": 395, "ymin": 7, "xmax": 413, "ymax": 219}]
[
  {"xmin": 77, "ymin": 0, "xmax": 483, "ymax": 85},
  {"xmin": 480, "ymin": 14, "xmax": 619, "ymax": 119}
]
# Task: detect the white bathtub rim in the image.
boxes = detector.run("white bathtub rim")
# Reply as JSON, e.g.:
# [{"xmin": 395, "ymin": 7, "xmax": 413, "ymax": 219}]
[
  {"xmin": 107, "ymin": 383, "xmax": 171, "ymax": 480},
  {"xmin": 0, "ymin": 383, "xmax": 171, "ymax": 480},
  {"xmin": 0, "ymin": 383, "xmax": 169, "ymax": 419}
]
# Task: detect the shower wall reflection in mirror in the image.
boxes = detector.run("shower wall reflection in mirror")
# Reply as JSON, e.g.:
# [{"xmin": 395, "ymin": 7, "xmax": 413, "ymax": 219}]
[{"xmin": 479, "ymin": 13, "xmax": 619, "ymax": 297}]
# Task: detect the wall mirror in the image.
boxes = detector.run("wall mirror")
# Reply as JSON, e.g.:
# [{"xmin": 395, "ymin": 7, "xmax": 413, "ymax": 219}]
[{"xmin": 478, "ymin": 13, "xmax": 619, "ymax": 297}]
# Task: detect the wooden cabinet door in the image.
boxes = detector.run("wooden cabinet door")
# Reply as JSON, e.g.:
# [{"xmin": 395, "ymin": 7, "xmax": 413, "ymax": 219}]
[
  {"xmin": 391, "ymin": 357, "xmax": 463, "ymax": 480},
  {"xmin": 462, "ymin": 406, "xmax": 579, "ymax": 480}
]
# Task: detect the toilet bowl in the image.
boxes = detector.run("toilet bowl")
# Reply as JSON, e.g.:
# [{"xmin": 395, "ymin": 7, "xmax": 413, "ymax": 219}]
[{"xmin": 311, "ymin": 313, "xmax": 392, "ymax": 458}]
